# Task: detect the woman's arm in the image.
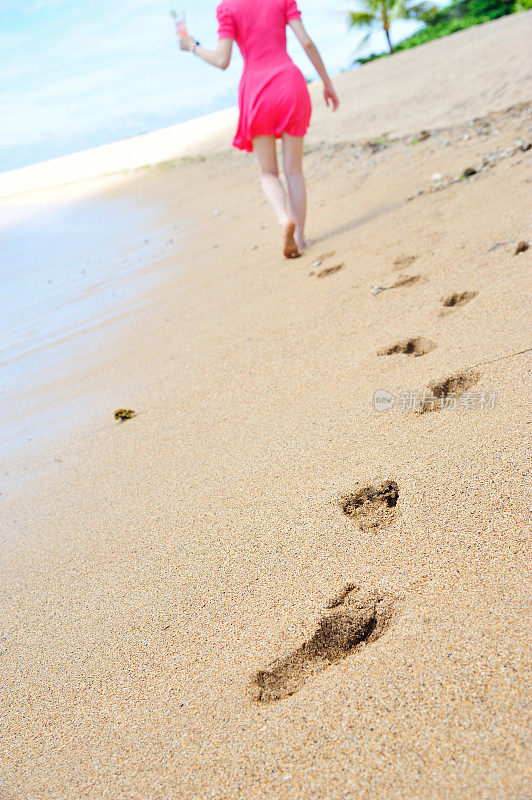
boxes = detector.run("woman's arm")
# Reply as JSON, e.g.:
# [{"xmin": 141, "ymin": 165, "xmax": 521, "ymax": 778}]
[
  {"xmin": 288, "ymin": 20, "xmax": 339, "ymax": 111},
  {"xmin": 178, "ymin": 32, "xmax": 233, "ymax": 71}
]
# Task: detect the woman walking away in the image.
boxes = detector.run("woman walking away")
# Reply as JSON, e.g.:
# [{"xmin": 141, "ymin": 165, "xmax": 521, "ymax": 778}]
[{"xmin": 177, "ymin": 0, "xmax": 339, "ymax": 259}]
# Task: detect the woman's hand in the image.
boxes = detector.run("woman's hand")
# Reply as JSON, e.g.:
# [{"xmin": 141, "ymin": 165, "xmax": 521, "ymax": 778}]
[
  {"xmin": 174, "ymin": 30, "xmax": 232, "ymax": 69},
  {"xmin": 324, "ymin": 82, "xmax": 339, "ymax": 112},
  {"xmin": 177, "ymin": 30, "xmax": 195, "ymax": 51}
]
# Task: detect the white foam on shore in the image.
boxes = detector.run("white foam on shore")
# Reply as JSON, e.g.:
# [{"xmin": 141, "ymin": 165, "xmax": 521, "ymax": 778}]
[{"xmin": 0, "ymin": 106, "xmax": 238, "ymax": 202}]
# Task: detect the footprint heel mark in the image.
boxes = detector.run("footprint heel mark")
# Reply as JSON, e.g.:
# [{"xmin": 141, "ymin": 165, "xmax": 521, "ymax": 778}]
[
  {"xmin": 392, "ymin": 274, "xmax": 425, "ymax": 288},
  {"xmin": 339, "ymin": 480, "xmax": 399, "ymax": 530},
  {"xmin": 393, "ymin": 254, "xmax": 419, "ymax": 271},
  {"xmin": 378, "ymin": 337, "xmax": 436, "ymax": 358},
  {"xmin": 417, "ymin": 370, "xmax": 481, "ymax": 413},
  {"xmin": 313, "ymin": 263, "xmax": 345, "ymax": 278},
  {"xmin": 249, "ymin": 586, "xmax": 395, "ymax": 703},
  {"xmin": 309, "ymin": 250, "xmax": 337, "ymax": 274},
  {"xmin": 441, "ymin": 291, "xmax": 478, "ymax": 308}
]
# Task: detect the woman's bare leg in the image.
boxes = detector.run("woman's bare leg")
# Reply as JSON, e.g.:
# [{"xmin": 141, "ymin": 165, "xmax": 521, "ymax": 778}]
[
  {"xmin": 282, "ymin": 134, "xmax": 308, "ymax": 251},
  {"xmin": 253, "ymin": 135, "xmax": 299, "ymax": 259}
]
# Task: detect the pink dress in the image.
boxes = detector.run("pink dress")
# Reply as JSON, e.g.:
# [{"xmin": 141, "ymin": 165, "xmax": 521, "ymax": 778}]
[{"xmin": 216, "ymin": 0, "xmax": 312, "ymax": 152}]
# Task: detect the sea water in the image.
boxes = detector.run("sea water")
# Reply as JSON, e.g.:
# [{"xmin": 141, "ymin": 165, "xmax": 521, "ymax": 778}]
[{"xmin": 0, "ymin": 186, "xmax": 176, "ymax": 461}]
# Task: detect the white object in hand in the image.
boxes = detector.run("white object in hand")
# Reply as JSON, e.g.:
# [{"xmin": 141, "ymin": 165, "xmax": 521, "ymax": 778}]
[{"xmin": 171, "ymin": 9, "xmax": 187, "ymax": 36}]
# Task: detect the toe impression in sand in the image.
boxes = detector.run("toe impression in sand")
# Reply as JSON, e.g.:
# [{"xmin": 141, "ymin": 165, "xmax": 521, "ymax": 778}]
[
  {"xmin": 378, "ymin": 337, "xmax": 437, "ymax": 358},
  {"xmin": 417, "ymin": 370, "xmax": 481, "ymax": 413},
  {"xmin": 339, "ymin": 480, "xmax": 399, "ymax": 530},
  {"xmin": 441, "ymin": 291, "xmax": 478, "ymax": 309}
]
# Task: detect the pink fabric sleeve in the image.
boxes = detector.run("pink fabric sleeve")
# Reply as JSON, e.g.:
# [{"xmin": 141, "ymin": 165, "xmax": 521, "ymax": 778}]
[
  {"xmin": 286, "ymin": 0, "xmax": 302, "ymax": 22},
  {"xmin": 216, "ymin": 3, "xmax": 236, "ymax": 39}
]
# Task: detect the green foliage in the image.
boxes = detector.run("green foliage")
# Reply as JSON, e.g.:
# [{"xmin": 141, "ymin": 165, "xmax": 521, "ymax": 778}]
[
  {"xmin": 352, "ymin": 0, "xmax": 520, "ymax": 63},
  {"xmin": 419, "ymin": 0, "xmax": 514, "ymax": 23},
  {"xmin": 348, "ymin": 0, "xmax": 434, "ymax": 52},
  {"xmin": 395, "ymin": 15, "xmax": 490, "ymax": 50},
  {"xmin": 355, "ymin": 52, "xmax": 388, "ymax": 64}
]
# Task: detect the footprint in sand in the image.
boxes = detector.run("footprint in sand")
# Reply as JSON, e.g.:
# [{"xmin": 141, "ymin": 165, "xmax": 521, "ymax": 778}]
[
  {"xmin": 441, "ymin": 291, "xmax": 478, "ymax": 309},
  {"xmin": 313, "ymin": 263, "xmax": 345, "ymax": 278},
  {"xmin": 393, "ymin": 254, "xmax": 419, "ymax": 271},
  {"xmin": 378, "ymin": 337, "xmax": 437, "ymax": 358},
  {"xmin": 417, "ymin": 370, "xmax": 481, "ymax": 413},
  {"xmin": 372, "ymin": 275, "xmax": 426, "ymax": 295},
  {"xmin": 392, "ymin": 274, "xmax": 425, "ymax": 288},
  {"xmin": 339, "ymin": 480, "xmax": 399, "ymax": 530},
  {"xmin": 249, "ymin": 585, "xmax": 395, "ymax": 702}
]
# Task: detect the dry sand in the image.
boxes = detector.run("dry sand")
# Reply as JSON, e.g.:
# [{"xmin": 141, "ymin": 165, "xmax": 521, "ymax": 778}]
[{"xmin": 1, "ymin": 12, "xmax": 531, "ymax": 800}]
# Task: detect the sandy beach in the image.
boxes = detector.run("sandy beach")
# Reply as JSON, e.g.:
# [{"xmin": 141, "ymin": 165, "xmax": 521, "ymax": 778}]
[{"xmin": 1, "ymin": 12, "xmax": 531, "ymax": 800}]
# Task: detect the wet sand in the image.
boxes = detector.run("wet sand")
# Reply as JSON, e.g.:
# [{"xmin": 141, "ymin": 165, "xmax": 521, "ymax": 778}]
[{"xmin": 1, "ymin": 13, "xmax": 531, "ymax": 800}]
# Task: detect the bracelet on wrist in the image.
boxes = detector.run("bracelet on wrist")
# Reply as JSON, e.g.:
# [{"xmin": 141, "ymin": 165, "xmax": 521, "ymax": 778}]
[{"xmin": 192, "ymin": 40, "xmax": 200, "ymax": 54}]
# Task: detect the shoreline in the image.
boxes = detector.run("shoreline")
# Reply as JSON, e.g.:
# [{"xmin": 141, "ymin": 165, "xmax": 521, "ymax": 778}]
[{"xmin": 0, "ymin": 105, "xmax": 239, "ymax": 201}]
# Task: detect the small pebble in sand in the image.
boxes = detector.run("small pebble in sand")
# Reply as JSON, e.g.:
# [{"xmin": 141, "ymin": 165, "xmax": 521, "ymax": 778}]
[
  {"xmin": 313, "ymin": 260, "xmax": 322, "ymax": 268},
  {"xmin": 514, "ymin": 241, "xmax": 529, "ymax": 255},
  {"xmin": 431, "ymin": 172, "xmax": 443, "ymax": 183}
]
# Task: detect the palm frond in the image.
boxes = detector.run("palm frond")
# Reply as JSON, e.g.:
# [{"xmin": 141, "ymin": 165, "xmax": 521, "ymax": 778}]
[
  {"xmin": 408, "ymin": 1, "xmax": 437, "ymax": 19},
  {"xmin": 347, "ymin": 0, "xmax": 427, "ymax": 50},
  {"xmin": 388, "ymin": 0, "xmax": 410, "ymax": 20},
  {"xmin": 354, "ymin": 28, "xmax": 373, "ymax": 50},
  {"xmin": 348, "ymin": 11, "xmax": 377, "ymax": 27}
]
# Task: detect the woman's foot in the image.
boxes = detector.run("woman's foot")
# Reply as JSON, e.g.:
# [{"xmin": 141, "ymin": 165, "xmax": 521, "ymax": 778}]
[{"xmin": 283, "ymin": 220, "xmax": 300, "ymax": 259}]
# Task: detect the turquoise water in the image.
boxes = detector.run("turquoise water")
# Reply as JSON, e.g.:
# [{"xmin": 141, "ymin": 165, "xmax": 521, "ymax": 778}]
[{"xmin": 0, "ymin": 0, "xmax": 420, "ymax": 172}]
